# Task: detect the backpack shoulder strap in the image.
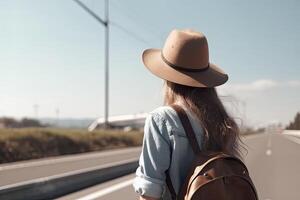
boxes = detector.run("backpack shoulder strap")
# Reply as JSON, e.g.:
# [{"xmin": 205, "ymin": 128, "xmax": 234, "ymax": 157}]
[
  {"xmin": 170, "ymin": 104, "xmax": 201, "ymax": 154},
  {"xmin": 165, "ymin": 104, "xmax": 202, "ymax": 200},
  {"xmin": 166, "ymin": 171, "xmax": 177, "ymax": 200}
]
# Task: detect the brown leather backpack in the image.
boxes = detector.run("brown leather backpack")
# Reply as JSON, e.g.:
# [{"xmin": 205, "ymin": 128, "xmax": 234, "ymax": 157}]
[{"xmin": 166, "ymin": 104, "xmax": 258, "ymax": 200}]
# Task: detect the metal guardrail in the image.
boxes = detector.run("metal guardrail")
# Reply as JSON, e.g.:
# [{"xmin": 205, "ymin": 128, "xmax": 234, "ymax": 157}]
[{"xmin": 0, "ymin": 158, "xmax": 138, "ymax": 200}]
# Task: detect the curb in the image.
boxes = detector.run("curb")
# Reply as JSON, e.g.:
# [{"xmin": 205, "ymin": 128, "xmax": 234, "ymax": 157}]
[{"xmin": 0, "ymin": 159, "xmax": 138, "ymax": 200}]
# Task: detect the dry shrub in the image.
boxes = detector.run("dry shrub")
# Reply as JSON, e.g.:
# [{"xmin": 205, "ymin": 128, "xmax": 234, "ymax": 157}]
[{"xmin": 0, "ymin": 128, "xmax": 143, "ymax": 164}]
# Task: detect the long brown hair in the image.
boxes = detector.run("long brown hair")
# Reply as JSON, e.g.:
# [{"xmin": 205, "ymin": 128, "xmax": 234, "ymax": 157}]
[{"xmin": 163, "ymin": 80, "xmax": 242, "ymax": 158}]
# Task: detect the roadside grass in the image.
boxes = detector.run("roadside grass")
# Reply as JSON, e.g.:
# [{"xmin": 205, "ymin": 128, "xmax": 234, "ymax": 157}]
[{"xmin": 0, "ymin": 128, "xmax": 143, "ymax": 164}]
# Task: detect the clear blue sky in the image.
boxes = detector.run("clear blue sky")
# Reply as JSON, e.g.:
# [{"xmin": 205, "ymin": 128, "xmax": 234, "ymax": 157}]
[{"xmin": 0, "ymin": 0, "xmax": 299, "ymax": 126}]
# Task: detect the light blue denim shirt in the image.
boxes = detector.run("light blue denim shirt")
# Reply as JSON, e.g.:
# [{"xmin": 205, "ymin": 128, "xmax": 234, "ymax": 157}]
[{"xmin": 133, "ymin": 104, "xmax": 204, "ymax": 199}]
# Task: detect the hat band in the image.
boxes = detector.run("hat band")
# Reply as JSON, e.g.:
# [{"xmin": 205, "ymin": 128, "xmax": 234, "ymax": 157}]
[{"xmin": 161, "ymin": 53, "xmax": 210, "ymax": 72}]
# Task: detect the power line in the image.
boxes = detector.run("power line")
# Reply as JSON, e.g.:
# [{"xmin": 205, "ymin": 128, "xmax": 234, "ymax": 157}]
[
  {"xmin": 73, "ymin": 0, "xmax": 107, "ymax": 26},
  {"xmin": 110, "ymin": 21, "xmax": 151, "ymax": 46},
  {"xmin": 110, "ymin": 0, "xmax": 163, "ymax": 43}
]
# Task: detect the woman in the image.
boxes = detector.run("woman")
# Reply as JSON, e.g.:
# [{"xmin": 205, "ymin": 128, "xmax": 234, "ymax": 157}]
[{"xmin": 133, "ymin": 29, "xmax": 241, "ymax": 200}]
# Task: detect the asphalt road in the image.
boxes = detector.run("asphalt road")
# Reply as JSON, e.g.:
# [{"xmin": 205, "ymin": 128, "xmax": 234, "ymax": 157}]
[
  {"xmin": 56, "ymin": 174, "xmax": 138, "ymax": 200},
  {"xmin": 59, "ymin": 133, "xmax": 300, "ymax": 200},
  {"xmin": 0, "ymin": 147, "xmax": 141, "ymax": 188},
  {"xmin": 243, "ymin": 133, "xmax": 300, "ymax": 200}
]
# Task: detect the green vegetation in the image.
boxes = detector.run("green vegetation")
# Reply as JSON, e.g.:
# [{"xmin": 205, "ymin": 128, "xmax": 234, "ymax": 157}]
[
  {"xmin": 0, "ymin": 128, "xmax": 143, "ymax": 164},
  {"xmin": 0, "ymin": 117, "xmax": 44, "ymax": 128},
  {"xmin": 286, "ymin": 112, "xmax": 300, "ymax": 130}
]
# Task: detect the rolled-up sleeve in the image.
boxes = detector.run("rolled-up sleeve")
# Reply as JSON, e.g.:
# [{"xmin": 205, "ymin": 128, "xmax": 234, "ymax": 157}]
[{"xmin": 133, "ymin": 112, "xmax": 171, "ymax": 198}]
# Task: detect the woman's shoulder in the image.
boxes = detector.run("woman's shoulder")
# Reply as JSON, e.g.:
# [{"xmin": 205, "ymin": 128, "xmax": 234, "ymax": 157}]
[
  {"xmin": 148, "ymin": 105, "xmax": 182, "ymax": 132},
  {"xmin": 148, "ymin": 105, "xmax": 203, "ymax": 135},
  {"xmin": 149, "ymin": 104, "xmax": 195, "ymax": 122},
  {"xmin": 149, "ymin": 105, "xmax": 179, "ymax": 121}
]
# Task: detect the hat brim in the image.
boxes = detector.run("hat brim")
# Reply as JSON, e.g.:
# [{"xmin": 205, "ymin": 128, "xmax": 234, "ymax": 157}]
[{"xmin": 142, "ymin": 49, "xmax": 228, "ymax": 87}]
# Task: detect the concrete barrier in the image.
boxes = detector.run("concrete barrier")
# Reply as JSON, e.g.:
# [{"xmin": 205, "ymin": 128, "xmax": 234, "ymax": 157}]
[{"xmin": 0, "ymin": 158, "xmax": 138, "ymax": 200}]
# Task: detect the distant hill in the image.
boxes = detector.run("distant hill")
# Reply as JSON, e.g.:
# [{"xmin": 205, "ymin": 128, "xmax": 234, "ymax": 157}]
[
  {"xmin": 0, "ymin": 117, "xmax": 44, "ymax": 128},
  {"xmin": 39, "ymin": 118, "xmax": 95, "ymax": 128}
]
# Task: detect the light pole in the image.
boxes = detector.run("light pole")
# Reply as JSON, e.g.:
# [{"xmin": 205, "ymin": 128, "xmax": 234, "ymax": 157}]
[
  {"xmin": 33, "ymin": 104, "xmax": 39, "ymax": 119},
  {"xmin": 73, "ymin": 0, "xmax": 110, "ymax": 128}
]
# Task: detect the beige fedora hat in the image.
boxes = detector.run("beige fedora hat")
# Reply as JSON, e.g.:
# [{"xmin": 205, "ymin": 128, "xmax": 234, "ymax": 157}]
[{"xmin": 142, "ymin": 29, "xmax": 228, "ymax": 87}]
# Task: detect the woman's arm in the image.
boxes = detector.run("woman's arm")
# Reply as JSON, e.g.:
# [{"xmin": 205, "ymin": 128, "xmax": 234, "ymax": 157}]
[{"xmin": 132, "ymin": 112, "xmax": 171, "ymax": 199}]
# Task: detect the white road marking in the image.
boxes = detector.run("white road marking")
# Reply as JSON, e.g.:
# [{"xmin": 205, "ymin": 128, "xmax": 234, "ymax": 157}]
[
  {"xmin": 0, "ymin": 147, "xmax": 140, "ymax": 171},
  {"xmin": 77, "ymin": 179, "xmax": 134, "ymax": 200},
  {"xmin": 265, "ymin": 149, "xmax": 272, "ymax": 156}
]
